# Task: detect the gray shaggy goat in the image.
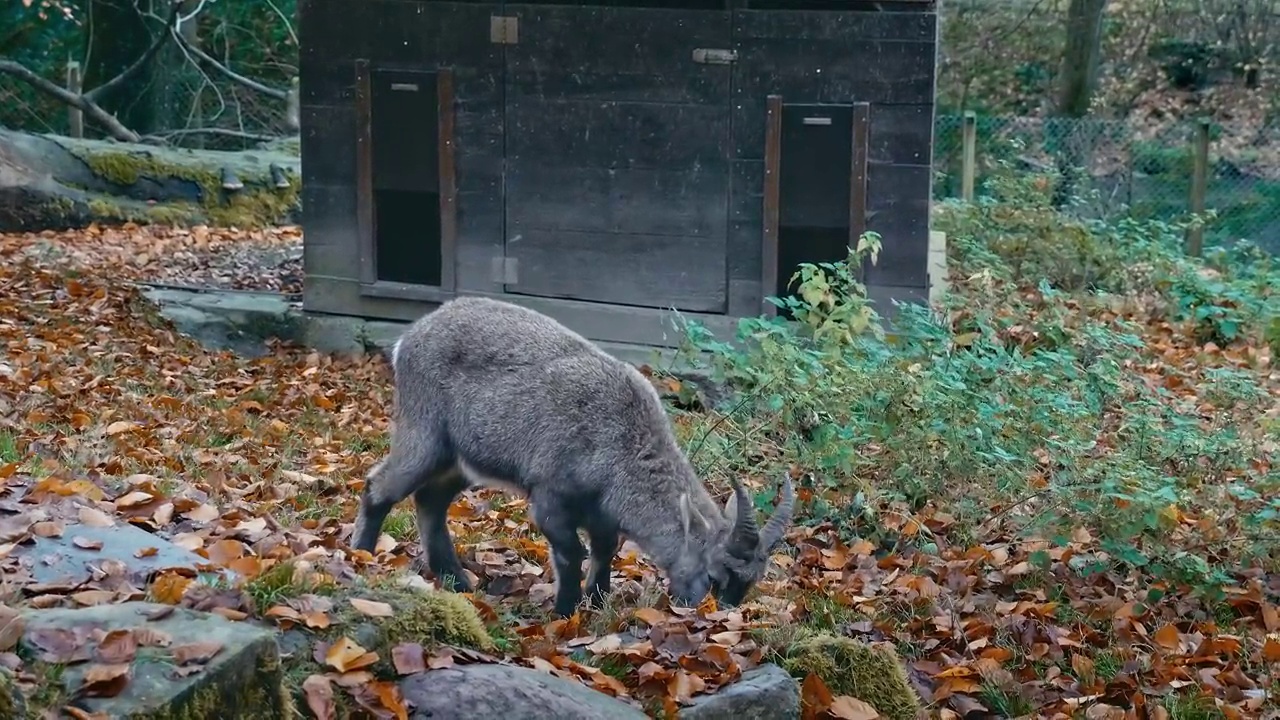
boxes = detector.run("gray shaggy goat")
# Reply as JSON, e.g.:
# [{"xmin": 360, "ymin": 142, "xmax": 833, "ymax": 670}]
[{"xmin": 350, "ymin": 296, "xmax": 795, "ymax": 617}]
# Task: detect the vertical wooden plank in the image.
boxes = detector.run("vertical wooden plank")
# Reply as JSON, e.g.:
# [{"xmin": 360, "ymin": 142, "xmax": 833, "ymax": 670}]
[
  {"xmin": 354, "ymin": 59, "xmax": 376, "ymax": 285},
  {"xmin": 850, "ymin": 101, "xmax": 870, "ymax": 280},
  {"xmin": 1187, "ymin": 118, "xmax": 1210, "ymax": 257},
  {"xmin": 761, "ymin": 94, "xmax": 783, "ymax": 317},
  {"xmin": 961, "ymin": 111, "xmax": 977, "ymax": 202},
  {"xmin": 438, "ymin": 67, "xmax": 458, "ymax": 292},
  {"xmin": 65, "ymin": 62, "xmax": 83, "ymax": 138}
]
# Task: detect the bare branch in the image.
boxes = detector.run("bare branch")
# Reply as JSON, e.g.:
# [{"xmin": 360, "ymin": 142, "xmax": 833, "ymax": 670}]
[
  {"xmin": 169, "ymin": 26, "xmax": 288, "ymax": 101},
  {"xmin": 83, "ymin": 0, "xmax": 181, "ymax": 104},
  {"xmin": 0, "ymin": 59, "xmax": 139, "ymax": 142},
  {"xmin": 140, "ymin": 127, "xmax": 279, "ymax": 145}
]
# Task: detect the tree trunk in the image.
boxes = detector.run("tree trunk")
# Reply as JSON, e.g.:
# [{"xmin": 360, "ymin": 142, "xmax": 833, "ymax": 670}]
[
  {"xmin": 1052, "ymin": 0, "xmax": 1108, "ymax": 207},
  {"xmin": 0, "ymin": 129, "xmax": 300, "ymax": 233}
]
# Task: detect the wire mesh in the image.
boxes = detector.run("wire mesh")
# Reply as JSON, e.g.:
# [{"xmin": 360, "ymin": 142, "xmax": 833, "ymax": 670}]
[{"xmin": 934, "ymin": 113, "xmax": 1280, "ymax": 252}]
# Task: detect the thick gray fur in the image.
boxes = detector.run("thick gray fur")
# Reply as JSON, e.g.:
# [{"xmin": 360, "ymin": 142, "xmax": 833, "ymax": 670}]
[{"xmin": 351, "ymin": 296, "xmax": 795, "ymax": 617}]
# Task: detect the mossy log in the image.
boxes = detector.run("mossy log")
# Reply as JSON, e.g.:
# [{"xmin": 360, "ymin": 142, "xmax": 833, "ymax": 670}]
[{"xmin": 0, "ymin": 128, "xmax": 300, "ymax": 233}]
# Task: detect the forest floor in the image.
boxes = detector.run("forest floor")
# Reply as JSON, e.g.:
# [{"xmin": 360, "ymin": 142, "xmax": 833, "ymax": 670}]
[{"xmin": 0, "ymin": 223, "xmax": 1278, "ymax": 719}]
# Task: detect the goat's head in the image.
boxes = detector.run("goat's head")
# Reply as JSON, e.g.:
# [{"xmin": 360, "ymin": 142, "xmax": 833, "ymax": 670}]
[{"xmin": 670, "ymin": 475, "xmax": 796, "ymax": 607}]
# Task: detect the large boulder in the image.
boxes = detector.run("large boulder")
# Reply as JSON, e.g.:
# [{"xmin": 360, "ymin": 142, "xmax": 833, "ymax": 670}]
[
  {"xmin": 676, "ymin": 663, "xmax": 801, "ymax": 720},
  {"xmin": 399, "ymin": 663, "xmax": 650, "ymax": 719}
]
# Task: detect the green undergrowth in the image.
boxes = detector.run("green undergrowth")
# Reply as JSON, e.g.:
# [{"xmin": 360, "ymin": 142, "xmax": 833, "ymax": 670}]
[{"xmin": 668, "ymin": 159, "xmax": 1280, "ymax": 597}]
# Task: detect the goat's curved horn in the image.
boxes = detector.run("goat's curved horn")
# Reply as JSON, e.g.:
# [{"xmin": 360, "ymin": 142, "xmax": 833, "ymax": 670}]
[
  {"xmin": 727, "ymin": 478, "xmax": 759, "ymax": 554},
  {"xmin": 757, "ymin": 475, "xmax": 796, "ymax": 552}
]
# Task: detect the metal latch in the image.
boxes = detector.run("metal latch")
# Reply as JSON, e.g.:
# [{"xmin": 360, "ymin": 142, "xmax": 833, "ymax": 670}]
[
  {"xmin": 692, "ymin": 48, "xmax": 737, "ymax": 65},
  {"xmin": 490, "ymin": 16, "xmax": 518, "ymax": 44}
]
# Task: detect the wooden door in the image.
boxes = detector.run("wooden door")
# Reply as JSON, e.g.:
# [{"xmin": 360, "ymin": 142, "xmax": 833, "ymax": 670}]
[{"xmin": 500, "ymin": 3, "xmax": 733, "ymax": 313}]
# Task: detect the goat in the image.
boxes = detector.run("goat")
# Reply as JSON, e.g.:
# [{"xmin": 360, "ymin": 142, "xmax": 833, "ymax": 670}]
[{"xmin": 350, "ymin": 296, "xmax": 795, "ymax": 617}]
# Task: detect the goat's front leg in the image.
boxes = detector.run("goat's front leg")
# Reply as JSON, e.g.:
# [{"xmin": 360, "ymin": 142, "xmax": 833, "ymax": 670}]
[{"xmin": 533, "ymin": 499, "xmax": 586, "ymax": 618}]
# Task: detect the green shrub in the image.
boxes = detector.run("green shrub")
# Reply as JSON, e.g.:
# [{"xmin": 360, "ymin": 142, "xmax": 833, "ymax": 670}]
[{"xmin": 670, "ymin": 173, "xmax": 1280, "ymax": 596}]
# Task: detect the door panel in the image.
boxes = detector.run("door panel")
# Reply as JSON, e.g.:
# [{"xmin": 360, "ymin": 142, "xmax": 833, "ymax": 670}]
[{"xmin": 502, "ymin": 5, "xmax": 733, "ymax": 312}]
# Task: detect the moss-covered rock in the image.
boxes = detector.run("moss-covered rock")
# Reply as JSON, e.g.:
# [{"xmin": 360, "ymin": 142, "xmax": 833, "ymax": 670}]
[
  {"xmin": 781, "ymin": 633, "xmax": 921, "ymax": 720},
  {"xmin": 74, "ymin": 147, "xmax": 299, "ymax": 228}
]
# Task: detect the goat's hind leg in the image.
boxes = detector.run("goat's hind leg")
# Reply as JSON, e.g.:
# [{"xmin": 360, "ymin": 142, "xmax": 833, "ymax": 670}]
[
  {"xmin": 584, "ymin": 517, "xmax": 620, "ymax": 608},
  {"xmin": 351, "ymin": 428, "xmax": 452, "ymax": 554},
  {"xmin": 532, "ymin": 497, "xmax": 587, "ymax": 618},
  {"xmin": 412, "ymin": 467, "xmax": 470, "ymax": 592}
]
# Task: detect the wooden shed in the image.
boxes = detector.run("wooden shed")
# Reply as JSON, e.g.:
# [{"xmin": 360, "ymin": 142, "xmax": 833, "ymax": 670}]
[{"xmin": 297, "ymin": 0, "xmax": 939, "ymax": 348}]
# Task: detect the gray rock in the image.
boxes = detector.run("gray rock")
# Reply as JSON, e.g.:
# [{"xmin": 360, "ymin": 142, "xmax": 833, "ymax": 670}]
[
  {"xmin": 677, "ymin": 664, "xmax": 800, "ymax": 720},
  {"xmin": 302, "ymin": 313, "xmax": 365, "ymax": 354},
  {"xmin": 20, "ymin": 601, "xmax": 285, "ymax": 719},
  {"xmin": 400, "ymin": 662, "xmax": 650, "ymax": 720},
  {"xmin": 13, "ymin": 516, "xmax": 229, "ymax": 587}
]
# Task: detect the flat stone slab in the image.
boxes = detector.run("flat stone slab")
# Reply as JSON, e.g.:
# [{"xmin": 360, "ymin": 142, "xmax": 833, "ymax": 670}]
[
  {"xmin": 677, "ymin": 664, "xmax": 801, "ymax": 720},
  {"xmin": 400, "ymin": 662, "xmax": 650, "ymax": 720},
  {"xmin": 19, "ymin": 601, "xmax": 284, "ymax": 719},
  {"xmin": 10, "ymin": 515, "xmax": 228, "ymax": 590}
]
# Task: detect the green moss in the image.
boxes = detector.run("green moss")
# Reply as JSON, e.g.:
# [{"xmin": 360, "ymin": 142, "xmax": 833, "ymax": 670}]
[
  {"xmin": 781, "ymin": 633, "xmax": 921, "ymax": 720},
  {"xmin": 351, "ymin": 582, "xmax": 496, "ymax": 656},
  {"xmin": 0, "ymin": 668, "xmax": 28, "ymax": 719},
  {"xmin": 72, "ymin": 148, "xmax": 298, "ymax": 229}
]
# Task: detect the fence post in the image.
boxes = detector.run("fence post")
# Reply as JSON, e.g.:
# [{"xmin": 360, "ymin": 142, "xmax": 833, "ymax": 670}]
[
  {"xmin": 1186, "ymin": 118, "xmax": 1210, "ymax": 257},
  {"xmin": 65, "ymin": 61, "xmax": 83, "ymax": 139},
  {"xmin": 961, "ymin": 111, "xmax": 977, "ymax": 202}
]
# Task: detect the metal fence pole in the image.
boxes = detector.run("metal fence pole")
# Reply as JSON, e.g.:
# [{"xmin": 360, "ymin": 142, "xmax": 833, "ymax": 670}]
[
  {"xmin": 961, "ymin": 111, "xmax": 977, "ymax": 202},
  {"xmin": 1186, "ymin": 118, "xmax": 1210, "ymax": 257}
]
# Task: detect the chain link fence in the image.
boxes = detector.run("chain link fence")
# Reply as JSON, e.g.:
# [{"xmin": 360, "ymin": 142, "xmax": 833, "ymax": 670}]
[{"xmin": 933, "ymin": 114, "xmax": 1280, "ymax": 254}]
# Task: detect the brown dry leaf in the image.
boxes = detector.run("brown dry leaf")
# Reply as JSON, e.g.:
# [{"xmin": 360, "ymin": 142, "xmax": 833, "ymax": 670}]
[
  {"xmin": 391, "ymin": 642, "xmax": 426, "ymax": 675},
  {"xmin": 186, "ymin": 503, "xmax": 220, "ymax": 523},
  {"xmin": 96, "ymin": 629, "xmax": 139, "ymax": 664},
  {"xmin": 324, "ymin": 636, "xmax": 379, "ymax": 673},
  {"xmin": 77, "ymin": 506, "xmax": 115, "ymax": 528},
  {"xmin": 801, "ymin": 673, "xmax": 836, "ymax": 719},
  {"xmin": 349, "ymin": 597, "xmax": 395, "ymax": 618},
  {"xmin": 828, "ymin": 696, "xmax": 882, "ymax": 720},
  {"xmin": 370, "ymin": 681, "xmax": 409, "ymax": 720},
  {"xmin": 73, "ymin": 536, "xmax": 104, "ymax": 550},
  {"xmin": 150, "ymin": 573, "xmax": 193, "ymax": 605},
  {"xmin": 0, "ymin": 604, "xmax": 25, "ymax": 653},
  {"xmin": 171, "ymin": 641, "xmax": 223, "ymax": 665},
  {"xmin": 1153, "ymin": 624, "xmax": 1181, "ymax": 651},
  {"xmin": 633, "ymin": 607, "xmax": 666, "ymax": 626},
  {"xmin": 1261, "ymin": 638, "xmax": 1280, "ymax": 662},
  {"xmin": 105, "ymin": 421, "xmax": 140, "ymax": 436},
  {"xmin": 79, "ymin": 663, "xmax": 132, "ymax": 698},
  {"xmin": 134, "ymin": 546, "xmax": 159, "ymax": 558},
  {"xmin": 302, "ymin": 674, "xmax": 336, "ymax": 720},
  {"xmin": 30, "ymin": 521, "xmax": 65, "ymax": 538}
]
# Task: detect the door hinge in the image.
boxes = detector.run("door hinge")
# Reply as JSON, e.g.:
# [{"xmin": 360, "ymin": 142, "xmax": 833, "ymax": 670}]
[
  {"xmin": 490, "ymin": 16, "xmax": 518, "ymax": 44},
  {"xmin": 692, "ymin": 48, "xmax": 737, "ymax": 65},
  {"xmin": 491, "ymin": 257, "xmax": 519, "ymax": 284}
]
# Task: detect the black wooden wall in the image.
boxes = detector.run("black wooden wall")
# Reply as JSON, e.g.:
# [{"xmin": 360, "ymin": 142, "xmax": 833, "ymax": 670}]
[{"xmin": 299, "ymin": 0, "xmax": 938, "ymax": 342}]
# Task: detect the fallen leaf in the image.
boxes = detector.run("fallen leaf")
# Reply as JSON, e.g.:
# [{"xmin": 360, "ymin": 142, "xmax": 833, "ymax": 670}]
[
  {"xmin": 349, "ymin": 597, "xmax": 395, "ymax": 618},
  {"xmin": 829, "ymin": 696, "xmax": 882, "ymax": 720},
  {"xmin": 78, "ymin": 506, "xmax": 115, "ymax": 528},
  {"xmin": 73, "ymin": 536, "xmax": 104, "ymax": 550},
  {"xmin": 1153, "ymin": 624, "xmax": 1181, "ymax": 651},
  {"xmin": 324, "ymin": 636, "xmax": 378, "ymax": 673},
  {"xmin": 0, "ymin": 605, "xmax": 25, "ymax": 653},
  {"xmin": 302, "ymin": 674, "xmax": 335, "ymax": 720},
  {"xmin": 170, "ymin": 641, "xmax": 223, "ymax": 665},
  {"xmin": 391, "ymin": 643, "xmax": 426, "ymax": 675},
  {"xmin": 96, "ymin": 629, "xmax": 138, "ymax": 664},
  {"xmin": 79, "ymin": 663, "xmax": 132, "ymax": 698}
]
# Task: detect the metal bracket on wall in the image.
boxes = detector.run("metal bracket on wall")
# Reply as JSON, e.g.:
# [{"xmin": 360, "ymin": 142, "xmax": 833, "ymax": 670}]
[
  {"xmin": 491, "ymin": 257, "xmax": 519, "ymax": 285},
  {"xmin": 490, "ymin": 16, "xmax": 519, "ymax": 44},
  {"xmin": 692, "ymin": 48, "xmax": 737, "ymax": 65}
]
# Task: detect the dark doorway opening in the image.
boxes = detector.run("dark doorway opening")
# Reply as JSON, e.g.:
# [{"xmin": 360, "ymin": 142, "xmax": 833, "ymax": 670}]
[{"xmin": 370, "ymin": 68, "xmax": 442, "ymax": 287}]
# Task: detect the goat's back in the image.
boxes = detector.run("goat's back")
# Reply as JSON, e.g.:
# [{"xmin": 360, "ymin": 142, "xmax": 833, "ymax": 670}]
[{"xmin": 390, "ymin": 297, "xmax": 678, "ymax": 494}]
